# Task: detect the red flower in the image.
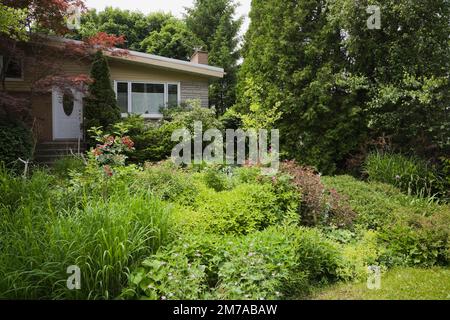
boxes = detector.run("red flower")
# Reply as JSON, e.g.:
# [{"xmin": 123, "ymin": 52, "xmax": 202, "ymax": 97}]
[{"xmin": 121, "ymin": 136, "xmax": 135, "ymax": 149}]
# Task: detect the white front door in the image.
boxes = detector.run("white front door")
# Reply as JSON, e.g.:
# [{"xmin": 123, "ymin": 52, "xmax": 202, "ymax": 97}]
[{"xmin": 52, "ymin": 88, "xmax": 83, "ymax": 140}]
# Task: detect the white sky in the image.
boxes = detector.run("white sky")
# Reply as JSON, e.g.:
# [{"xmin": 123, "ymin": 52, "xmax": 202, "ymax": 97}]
[{"xmin": 84, "ymin": 0, "xmax": 251, "ymax": 36}]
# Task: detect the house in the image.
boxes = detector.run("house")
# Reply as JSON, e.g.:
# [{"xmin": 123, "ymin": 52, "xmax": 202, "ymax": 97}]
[{"xmin": 1, "ymin": 37, "xmax": 224, "ymax": 146}]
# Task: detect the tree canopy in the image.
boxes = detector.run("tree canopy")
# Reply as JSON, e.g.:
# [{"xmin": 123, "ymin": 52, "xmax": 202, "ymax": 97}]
[{"xmin": 237, "ymin": 0, "xmax": 450, "ymax": 173}]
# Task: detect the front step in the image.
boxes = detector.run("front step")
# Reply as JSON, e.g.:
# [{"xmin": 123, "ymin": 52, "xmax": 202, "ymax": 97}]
[{"xmin": 35, "ymin": 141, "xmax": 88, "ymax": 166}]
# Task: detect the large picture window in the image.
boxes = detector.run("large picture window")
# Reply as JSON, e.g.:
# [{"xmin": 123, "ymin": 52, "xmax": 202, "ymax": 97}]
[{"xmin": 115, "ymin": 81, "xmax": 180, "ymax": 117}]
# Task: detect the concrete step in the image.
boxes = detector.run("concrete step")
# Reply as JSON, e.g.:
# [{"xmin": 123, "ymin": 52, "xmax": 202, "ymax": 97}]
[{"xmin": 34, "ymin": 141, "xmax": 87, "ymax": 165}]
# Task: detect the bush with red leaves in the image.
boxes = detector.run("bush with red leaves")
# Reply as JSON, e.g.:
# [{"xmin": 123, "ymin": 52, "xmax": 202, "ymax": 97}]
[{"xmin": 280, "ymin": 160, "xmax": 356, "ymax": 228}]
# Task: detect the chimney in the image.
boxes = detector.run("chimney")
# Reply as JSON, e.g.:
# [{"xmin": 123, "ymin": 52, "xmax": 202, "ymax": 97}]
[{"xmin": 190, "ymin": 49, "xmax": 209, "ymax": 65}]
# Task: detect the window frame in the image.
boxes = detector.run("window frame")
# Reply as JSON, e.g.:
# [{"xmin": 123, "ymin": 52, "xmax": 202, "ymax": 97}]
[
  {"xmin": 0, "ymin": 55, "xmax": 24, "ymax": 81},
  {"xmin": 114, "ymin": 80, "xmax": 181, "ymax": 119}
]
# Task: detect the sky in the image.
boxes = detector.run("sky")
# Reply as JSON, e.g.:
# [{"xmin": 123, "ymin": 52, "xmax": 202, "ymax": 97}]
[{"xmin": 84, "ymin": 0, "xmax": 252, "ymax": 36}]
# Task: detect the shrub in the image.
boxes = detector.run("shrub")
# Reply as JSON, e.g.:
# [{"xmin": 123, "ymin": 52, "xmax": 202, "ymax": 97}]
[
  {"xmin": 124, "ymin": 226, "xmax": 343, "ymax": 300},
  {"xmin": 377, "ymin": 209, "xmax": 450, "ymax": 267},
  {"xmin": 189, "ymin": 183, "xmax": 281, "ymax": 235},
  {"xmin": 0, "ymin": 119, "xmax": 33, "ymax": 170},
  {"xmin": 281, "ymin": 161, "xmax": 356, "ymax": 228},
  {"xmin": 120, "ymin": 102, "xmax": 223, "ymax": 164},
  {"xmin": 322, "ymin": 175, "xmax": 446, "ymax": 230},
  {"xmin": 84, "ymin": 51, "xmax": 121, "ymax": 142},
  {"xmin": 136, "ymin": 161, "xmax": 198, "ymax": 205},
  {"xmin": 364, "ymin": 152, "xmax": 443, "ymax": 198}
]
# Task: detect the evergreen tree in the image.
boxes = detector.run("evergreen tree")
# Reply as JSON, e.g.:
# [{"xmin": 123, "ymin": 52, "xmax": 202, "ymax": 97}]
[
  {"xmin": 237, "ymin": 0, "xmax": 366, "ymax": 174},
  {"xmin": 84, "ymin": 51, "xmax": 121, "ymax": 138},
  {"xmin": 185, "ymin": 0, "xmax": 242, "ymax": 115}
]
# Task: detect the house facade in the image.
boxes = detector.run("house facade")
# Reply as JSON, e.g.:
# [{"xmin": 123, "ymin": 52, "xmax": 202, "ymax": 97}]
[{"xmin": 1, "ymin": 39, "xmax": 224, "ymax": 143}]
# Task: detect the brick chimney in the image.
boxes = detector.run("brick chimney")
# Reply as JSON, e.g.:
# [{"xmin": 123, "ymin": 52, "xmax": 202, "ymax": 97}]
[{"xmin": 190, "ymin": 49, "xmax": 209, "ymax": 65}]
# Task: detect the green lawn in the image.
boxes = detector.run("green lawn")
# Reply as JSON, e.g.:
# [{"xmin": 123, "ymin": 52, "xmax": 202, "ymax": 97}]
[{"xmin": 313, "ymin": 268, "xmax": 450, "ymax": 300}]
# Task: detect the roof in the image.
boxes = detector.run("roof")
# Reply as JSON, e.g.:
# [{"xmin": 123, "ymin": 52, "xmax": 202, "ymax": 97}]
[
  {"xmin": 106, "ymin": 49, "xmax": 225, "ymax": 79},
  {"xmin": 44, "ymin": 35, "xmax": 225, "ymax": 79}
]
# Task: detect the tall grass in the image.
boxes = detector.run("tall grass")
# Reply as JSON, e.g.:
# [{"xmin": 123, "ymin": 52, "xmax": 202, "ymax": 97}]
[
  {"xmin": 0, "ymin": 167, "xmax": 173, "ymax": 299},
  {"xmin": 364, "ymin": 152, "xmax": 442, "ymax": 200}
]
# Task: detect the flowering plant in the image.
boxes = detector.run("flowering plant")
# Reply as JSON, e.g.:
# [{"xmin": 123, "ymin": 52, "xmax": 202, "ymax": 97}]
[{"xmin": 88, "ymin": 124, "xmax": 135, "ymax": 176}]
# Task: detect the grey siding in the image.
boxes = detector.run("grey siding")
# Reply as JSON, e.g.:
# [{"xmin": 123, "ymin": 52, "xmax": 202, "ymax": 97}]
[{"xmin": 180, "ymin": 81, "xmax": 209, "ymax": 107}]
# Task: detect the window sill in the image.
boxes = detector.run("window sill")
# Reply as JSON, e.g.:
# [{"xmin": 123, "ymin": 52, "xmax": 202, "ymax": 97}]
[{"xmin": 121, "ymin": 113, "xmax": 164, "ymax": 120}]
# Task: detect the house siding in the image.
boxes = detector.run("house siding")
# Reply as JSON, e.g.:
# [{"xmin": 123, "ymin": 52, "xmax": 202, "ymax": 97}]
[{"xmin": 180, "ymin": 81, "xmax": 209, "ymax": 107}]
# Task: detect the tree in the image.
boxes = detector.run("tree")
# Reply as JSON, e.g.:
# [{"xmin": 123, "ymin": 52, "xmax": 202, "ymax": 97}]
[
  {"xmin": 185, "ymin": 0, "xmax": 243, "ymax": 114},
  {"xmin": 84, "ymin": 50, "xmax": 121, "ymax": 137},
  {"xmin": 237, "ymin": 0, "xmax": 450, "ymax": 173},
  {"xmin": 140, "ymin": 18, "xmax": 203, "ymax": 61},
  {"xmin": 237, "ymin": 0, "xmax": 366, "ymax": 174},
  {"xmin": 0, "ymin": 3, "xmax": 28, "ymax": 40},
  {"xmin": 328, "ymin": 0, "xmax": 450, "ymax": 159},
  {"xmin": 75, "ymin": 8, "xmax": 173, "ymax": 51}
]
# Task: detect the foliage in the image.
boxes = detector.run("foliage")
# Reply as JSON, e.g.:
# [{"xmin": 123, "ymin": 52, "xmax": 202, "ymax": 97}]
[
  {"xmin": 83, "ymin": 50, "xmax": 121, "ymax": 139},
  {"xmin": 135, "ymin": 161, "xmax": 198, "ymax": 205},
  {"xmin": 75, "ymin": 7, "xmax": 173, "ymax": 51},
  {"xmin": 0, "ymin": 119, "xmax": 33, "ymax": 170},
  {"xmin": 177, "ymin": 182, "xmax": 281, "ymax": 235},
  {"xmin": 328, "ymin": 0, "xmax": 450, "ymax": 158},
  {"xmin": 237, "ymin": 0, "xmax": 367, "ymax": 174},
  {"xmin": 52, "ymin": 155, "xmax": 85, "ymax": 179},
  {"xmin": 322, "ymin": 175, "xmax": 448, "ymax": 230},
  {"xmin": 281, "ymin": 161, "xmax": 356, "ymax": 228},
  {"xmin": 140, "ymin": 18, "xmax": 204, "ymax": 61},
  {"xmin": 124, "ymin": 226, "xmax": 343, "ymax": 300},
  {"xmin": 238, "ymin": 0, "xmax": 450, "ymax": 173},
  {"xmin": 121, "ymin": 102, "xmax": 222, "ymax": 164},
  {"xmin": 364, "ymin": 152, "xmax": 444, "ymax": 198},
  {"xmin": 0, "ymin": 3, "xmax": 28, "ymax": 40},
  {"xmin": 0, "ymin": 167, "xmax": 173, "ymax": 299},
  {"xmin": 185, "ymin": 0, "xmax": 243, "ymax": 114},
  {"xmin": 378, "ymin": 210, "xmax": 450, "ymax": 267}
]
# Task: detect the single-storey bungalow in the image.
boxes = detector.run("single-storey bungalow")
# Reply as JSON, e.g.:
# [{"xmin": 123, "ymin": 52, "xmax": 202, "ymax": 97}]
[{"xmin": 1, "ymin": 36, "xmax": 224, "ymax": 145}]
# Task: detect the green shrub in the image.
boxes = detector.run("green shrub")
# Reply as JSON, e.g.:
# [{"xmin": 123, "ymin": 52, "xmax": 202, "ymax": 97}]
[
  {"xmin": 83, "ymin": 51, "xmax": 121, "ymax": 141},
  {"xmin": 187, "ymin": 183, "xmax": 281, "ymax": 235},
  {"xmin": 377, "ymin": 209, "xmax": 450, "ymax": 267},
  {"xmin": 322, "ymin": 175, "xmax": 445, "ymax": 230},
  {"xmin": 364, "ymin": 152, "xmax": 443, "ymax": 198},
  {"xmin": 124, "ymin": 226, "xmax": 343, "ymax": 300},
  {"xmin": 0, "ymin": 119, "xmax": 33, "ymax": 170},
  {"xmin": 120, "ymin": 102, "xmax": 223, "ymax": 164},
  {"xmin": 136, "ymin": 161, "xmax": 198, "ymax": 205}
]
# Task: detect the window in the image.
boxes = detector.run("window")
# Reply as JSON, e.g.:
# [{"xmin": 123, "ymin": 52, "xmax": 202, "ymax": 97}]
[
  {"xmin": 0, "ymin": 55, "xmax": 23, "ymax": 80},
  {"xmin": 117, "ymin": 82, "xmax": 128, "ymax": 113},
  {"xmin": 168, "ymin": 84, "xmax": 179, "ymax": 107},
  {"xmin": 115, "ymin": 81, "xmax": 180, "ymax": 117}
]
